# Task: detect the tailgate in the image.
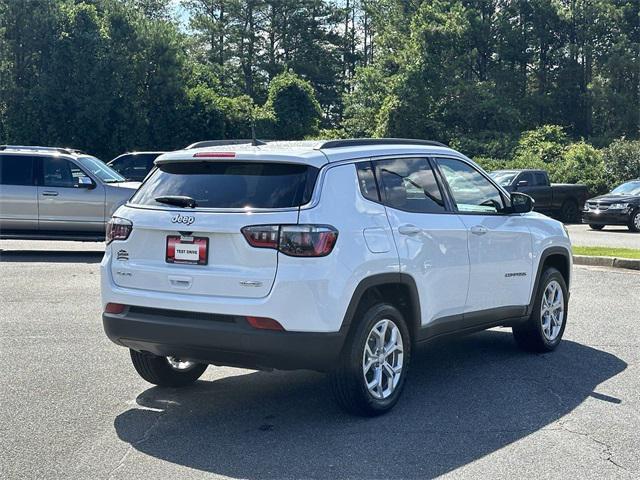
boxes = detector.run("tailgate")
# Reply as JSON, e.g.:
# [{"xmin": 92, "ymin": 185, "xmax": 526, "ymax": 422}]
[{"xmin": 110, "ymin": 209, "xmax": 298, "ymax": 298}]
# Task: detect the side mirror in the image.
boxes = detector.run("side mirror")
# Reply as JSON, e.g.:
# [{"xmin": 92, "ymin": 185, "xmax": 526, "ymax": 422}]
[
  {"xmin": 510, "ymin": 192, "xmax": 534, "ymax": 213},
  {"xmin": 77, "ymin": 176, "xmax": 95, "ymax": 189},
  {"xmin": 516, "ymin": 180, "xmax": 529, "ymax": 187}
]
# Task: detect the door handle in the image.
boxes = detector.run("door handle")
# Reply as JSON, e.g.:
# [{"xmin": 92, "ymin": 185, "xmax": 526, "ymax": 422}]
[
  {"xmin": 41, "ymin": 191, "xmax": 59, "ymax": 197},
  {"xmin": 470, "ymin": 225, "xmax": 488, "ymax": 236},
  {"xmin": 398, "ymin": 224, "xmax": 422, "ymax": 236}
]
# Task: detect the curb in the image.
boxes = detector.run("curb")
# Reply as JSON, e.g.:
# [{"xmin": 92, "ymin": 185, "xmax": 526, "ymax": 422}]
[{"xmin": 573, "ymin": 255, "xmax": 640, "ymax": 271}]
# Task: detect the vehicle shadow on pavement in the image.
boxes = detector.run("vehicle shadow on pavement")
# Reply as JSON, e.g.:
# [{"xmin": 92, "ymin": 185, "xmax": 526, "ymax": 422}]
[
  {"xmin": 114, "ymin": 330, "xmax": 626, "ymax": 479},
  {"xmin": 0, "ymin": 250, "xmax": 104, "ymax": 263}
]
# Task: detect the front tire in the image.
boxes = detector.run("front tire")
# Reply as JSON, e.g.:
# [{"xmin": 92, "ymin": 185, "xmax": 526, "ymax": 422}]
[
  {"xmin": 130, "ymin": 350, "xmax": 208, "ymax": 387},
  {"xmin": 329, "ymin": 303, "xmax": 411, "ymax": 416},
  {"xmin": 513, "ymin": 267, "xmax": 568, "ymax": 353},
  {"xmin": 589, "ymin": 224, "xmax": 604, "ymax": 231},
  {"xmin": 628, "ymin": 210, "xmax": 640, "ymax": 232}
]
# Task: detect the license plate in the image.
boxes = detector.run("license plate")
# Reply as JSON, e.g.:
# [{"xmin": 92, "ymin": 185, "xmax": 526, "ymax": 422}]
[{"xmin": 166, "ymin": 236, "xmax": 208, "ymax": 265}]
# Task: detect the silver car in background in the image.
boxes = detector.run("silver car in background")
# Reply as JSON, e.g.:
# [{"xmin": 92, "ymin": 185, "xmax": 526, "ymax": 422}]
[{"xmin": 0, "ymin": 146, "xmax": 140, "ymax": 241}]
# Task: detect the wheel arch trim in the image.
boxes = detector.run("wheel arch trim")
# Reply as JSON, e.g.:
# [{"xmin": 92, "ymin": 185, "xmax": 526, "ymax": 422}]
[
  {"xmin": 340, "ymin": 272, "xmax": 421, "ymax": 338},
  {"xmin": 527, "ymin": 246, "xmax": 572, "ymax": 315}
]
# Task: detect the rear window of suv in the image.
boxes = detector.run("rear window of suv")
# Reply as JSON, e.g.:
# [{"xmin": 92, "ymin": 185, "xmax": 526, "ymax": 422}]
[{"xmin": 130, "ymin": 161, "xmax": 319, "ymax": 209}]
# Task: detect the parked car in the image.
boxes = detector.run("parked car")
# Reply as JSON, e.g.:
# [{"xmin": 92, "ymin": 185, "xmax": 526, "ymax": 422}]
[
  {"xmin": 106, "ymin": 151, "xmax": 165, "ymax": 182},
  {"xmin": 102, "ymin": 138, "xmax": 572, "ymax": 416},
  {"xmin": 582, "ymin": 179, "xmax": 640, "ymax": 232},
  {"xmin": 490, "ymin": 169, "xmax": 589, "ymax": 222},
  {"xmin": 0, "ymin": 145, "xmax": 140, "ymax": 241}
]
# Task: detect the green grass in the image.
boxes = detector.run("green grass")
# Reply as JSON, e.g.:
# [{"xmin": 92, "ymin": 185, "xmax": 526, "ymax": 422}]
[{"xmin": 573, "ymin": 246, "xmax": 640, "ymax": 259}]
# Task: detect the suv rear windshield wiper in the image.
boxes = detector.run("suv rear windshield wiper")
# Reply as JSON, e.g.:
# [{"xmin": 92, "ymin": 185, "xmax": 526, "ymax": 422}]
[{"xmin": 154, "ymin": 196, "xmax": 198, "ymax": 208}]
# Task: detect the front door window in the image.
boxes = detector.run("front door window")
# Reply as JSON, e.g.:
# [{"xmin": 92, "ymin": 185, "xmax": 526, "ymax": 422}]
[{"xmin": 437, "ymin": 158, "xmax": 505, "ymax": 214}]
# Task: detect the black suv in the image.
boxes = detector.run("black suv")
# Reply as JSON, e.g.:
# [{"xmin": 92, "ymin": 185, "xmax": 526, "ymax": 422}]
[{"xmin": 583, "ymin": 179, "xmax": 640, "ymax": 232}]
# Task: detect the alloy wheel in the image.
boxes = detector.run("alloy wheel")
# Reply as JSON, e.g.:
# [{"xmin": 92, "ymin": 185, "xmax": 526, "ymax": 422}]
[
  {"xmin": 362, "ymin": 319, "xmax": 404, "ymax": 400},
  {"xmin": 541, "ymin": 280, "xmax": 564, "ymax": 342}
]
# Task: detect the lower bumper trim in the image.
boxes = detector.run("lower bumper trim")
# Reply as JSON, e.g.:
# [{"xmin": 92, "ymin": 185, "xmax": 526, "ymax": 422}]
[{"xmin": 103, "ymin": 309, "xmax": 345, "ymax": 372}]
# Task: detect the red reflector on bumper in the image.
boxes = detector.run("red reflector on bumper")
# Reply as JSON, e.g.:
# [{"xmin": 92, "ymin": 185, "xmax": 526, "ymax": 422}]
[
  {"xmin": 246, "ymin": 316, "xmax": 284, "ymax": 331},
  {"xmin": 105, "ymin": 303, "xmax": 126, "ymax": 314}
]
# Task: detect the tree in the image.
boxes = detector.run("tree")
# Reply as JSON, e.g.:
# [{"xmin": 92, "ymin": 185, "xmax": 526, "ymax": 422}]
[{"xmin": 265, "ymin": 71, "xmax": 322, "ymax": 139}]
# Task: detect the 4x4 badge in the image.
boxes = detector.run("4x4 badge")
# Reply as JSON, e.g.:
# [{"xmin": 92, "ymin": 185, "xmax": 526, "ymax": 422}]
[{"xmin": 171, "ymin": 213, "xmax": 195, "ymax": 226}]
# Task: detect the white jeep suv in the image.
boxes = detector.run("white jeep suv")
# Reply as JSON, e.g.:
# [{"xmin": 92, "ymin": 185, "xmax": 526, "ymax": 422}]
[{"xmin": 101, "ymin": 139, "xmax": 572, "ymax": 416}]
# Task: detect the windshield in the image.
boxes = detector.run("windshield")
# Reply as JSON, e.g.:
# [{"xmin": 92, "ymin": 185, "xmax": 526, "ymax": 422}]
[
  {"xmin": 78, "ymin": 156, "xmax": 126, "ymax": 183},
  {"xmin": 490, "ymin": 171, "xmax": 518, "ymax": 187},
  {"xmin": 130, "ymin": 161, "xmax": 319, "ymax": 209},
  {"xmin": 611, "ymin": 181, "xmax": 640, "ymax": 196}
]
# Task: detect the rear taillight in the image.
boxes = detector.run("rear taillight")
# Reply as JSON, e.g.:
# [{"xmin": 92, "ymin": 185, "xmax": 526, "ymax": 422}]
[
  {"xmin": 241, "ymin": 225, "xmax": 338, "ymax": 257},
  {"xmin": 106, "ymin": 217, "xmax": 132, "ymax": 244},
  {"xmin": 241, "ymin": 225, "xmax": 280, "ymax": 249},
  {"xmin": 279, "ymin": 225, "xmax": 338, "ymax": 257}
]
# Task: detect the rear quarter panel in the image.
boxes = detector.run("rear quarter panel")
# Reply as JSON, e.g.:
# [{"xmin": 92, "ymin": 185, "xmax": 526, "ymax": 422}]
[{"xmin": 295, "ymin": 162, "xmax": 400, "ymax": 331}]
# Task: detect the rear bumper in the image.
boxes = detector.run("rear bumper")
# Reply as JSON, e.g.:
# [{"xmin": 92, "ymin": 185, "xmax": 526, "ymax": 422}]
[
  {"xmin": 582, "ymin": 210, "xmax": 631, "ymax": 225},
  {"xmin": 103, "ymin": 307, "xmax": 346, "ymax": 372}
]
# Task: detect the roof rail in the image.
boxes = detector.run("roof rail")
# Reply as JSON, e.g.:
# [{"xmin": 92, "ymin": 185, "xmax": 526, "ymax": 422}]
[
  {"xmin": 184, "ymin": 139, "xmax": 267, "ymax": 149},
  {"xmin": 0, "ymin": 145, "xmax": 85, "ymax": 155},
  {"xmin": 317, "ymin": 138, "xmax": 447, "ymax": 149}
]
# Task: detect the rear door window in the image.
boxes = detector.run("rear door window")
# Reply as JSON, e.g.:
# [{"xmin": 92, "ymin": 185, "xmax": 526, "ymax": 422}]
[
  {"xmin": 0, "ymin": 155, "xmax": 36, "ymax": 186},
  {"xmin": 131, "ymin": 161, "xmax": 319, "ymax": 209},
  {"xmin": 374, "ymin": 158, "xmax": 446, "ymax": 213}
]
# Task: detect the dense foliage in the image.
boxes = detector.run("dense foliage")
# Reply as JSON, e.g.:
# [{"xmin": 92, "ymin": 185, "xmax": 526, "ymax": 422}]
[{"xmin": 0, "ymin": 0, "xmax": 638, "ymax": 191}]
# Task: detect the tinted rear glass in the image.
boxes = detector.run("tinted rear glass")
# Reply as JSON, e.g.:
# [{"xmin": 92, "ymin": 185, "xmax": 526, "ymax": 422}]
[
  {"xmin": 131, "ymin": 161, "xmax": 319, "ymax": 209},
  {"xmin": 0, "ymin": 155, "xmax": 35, "ymax": 186}
]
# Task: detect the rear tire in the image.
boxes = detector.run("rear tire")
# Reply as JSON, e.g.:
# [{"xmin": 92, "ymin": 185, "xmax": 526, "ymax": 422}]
[
  {"xmin": 589, "ymin": 224, "xmax": 604, "ymax": 230},
  {"xmin": 628, "ymin": 210, "xmax": 640, "ymax": 232},
  {"xmin": 513, "ymin": 267, "xmax": 568, "ymax": 353},
  {"xmin": 329, "ymin": 303, "xmax": 411, "ymax": 416},
  {"xmin": 560, "ymin": 199, "xmax": 579, "ymax": 223},
  {"xmin": 130, "ymin": 350, "xmax": 208, "ymax": 387}
]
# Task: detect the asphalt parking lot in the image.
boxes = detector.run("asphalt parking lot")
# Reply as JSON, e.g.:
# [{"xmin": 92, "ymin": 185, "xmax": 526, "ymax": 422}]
[
  {"xmin": 1, "ymin": 240, "xmax": 639, "ymax": 479},
  {"xmin": 566, "ymin": 224, "xmax": 639, "ymax": 249}
]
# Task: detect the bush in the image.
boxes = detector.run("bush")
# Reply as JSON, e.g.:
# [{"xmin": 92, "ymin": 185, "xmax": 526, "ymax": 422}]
[
  {"xmin": 450, "ymin": 133, "xmax": 518, "ymax": 159},
  {"xmin": 602, "ymin": 139, "xmax": 640, "ymax": 186},
  {"xmin": 265, "ymin": 71, "xmax": 322, "ymax": 140},
  {"xmin": 474, "ymin": 157, "xmax": 508, "ymax": 172},
  {"xmin": 554, "ymin": 142, "xmax": 608, "ymax": 195},
  {"xmin": 516, "ymin": 125, "xmax": 569, "ymax": 164}
]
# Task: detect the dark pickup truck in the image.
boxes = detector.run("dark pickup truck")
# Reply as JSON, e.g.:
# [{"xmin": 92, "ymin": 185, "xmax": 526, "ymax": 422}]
[{"xmin": 490, "ymin": 169, "xmax": 589, "ymax": 222}]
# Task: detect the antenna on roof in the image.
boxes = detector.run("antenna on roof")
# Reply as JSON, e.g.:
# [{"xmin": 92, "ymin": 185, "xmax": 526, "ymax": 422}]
[{"xmin": 251, "ymin": 117, "xmax": 259, "ymax": 146}]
